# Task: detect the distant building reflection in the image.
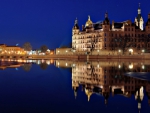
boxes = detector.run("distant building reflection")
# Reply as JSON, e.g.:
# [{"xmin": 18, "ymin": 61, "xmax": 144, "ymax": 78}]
[
  {"xmin": 55, "ymin": 60, "xmax": 150, "ymax": 112},
  {"xmin": 0, "ymin": 59, "xmax": 54, "ymax": 70}
]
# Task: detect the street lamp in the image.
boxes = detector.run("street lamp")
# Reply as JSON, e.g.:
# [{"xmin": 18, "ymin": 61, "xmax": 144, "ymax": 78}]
[{"xmin": 142, "ymin": 49, "xmax": 145, "ymax": 53}]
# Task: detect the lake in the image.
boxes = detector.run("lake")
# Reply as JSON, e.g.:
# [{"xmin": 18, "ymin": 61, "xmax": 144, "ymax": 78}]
[{"xmin": 0, "ymin": 59, "xmax": 150, "ymax": 113}]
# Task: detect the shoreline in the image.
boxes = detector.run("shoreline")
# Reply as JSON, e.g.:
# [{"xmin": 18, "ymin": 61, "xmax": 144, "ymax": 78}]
[{"xmin": 0, "ymin": 54, "xmax": 149, "ymax": 60}]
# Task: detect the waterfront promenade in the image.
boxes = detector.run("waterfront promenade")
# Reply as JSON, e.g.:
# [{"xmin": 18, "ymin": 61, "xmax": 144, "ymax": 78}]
[{"xmin": 0, "ymin": 54, "xmax": 150, "ymax": 60}]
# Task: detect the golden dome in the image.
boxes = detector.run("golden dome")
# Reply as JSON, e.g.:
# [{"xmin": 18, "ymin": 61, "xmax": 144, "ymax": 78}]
[{"xmin": 85, "ymin": 15, "xmax": 93, "ymax": 27}]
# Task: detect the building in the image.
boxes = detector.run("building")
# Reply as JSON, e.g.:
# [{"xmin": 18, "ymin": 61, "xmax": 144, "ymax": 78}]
[
  {"xmin": 72, "ymin": 4, "xmax": 150, "ymax": 55},
  {"xmin": 0, "ymin": 44, "xmax": 26, "ymax": 55}
]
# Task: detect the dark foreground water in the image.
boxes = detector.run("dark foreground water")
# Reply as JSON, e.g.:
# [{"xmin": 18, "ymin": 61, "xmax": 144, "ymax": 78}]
[{"xmin": 0, "ymin": 60, "xmax": 150, "ymax": 113}]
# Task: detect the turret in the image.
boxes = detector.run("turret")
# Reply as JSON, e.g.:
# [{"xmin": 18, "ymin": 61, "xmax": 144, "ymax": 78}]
[
  {"xmin": 103, "ymin": 11, "xmax": 110, "ymax": 31},
  {"xmin": 72, "ymin": 18, "xmax": 80, "ymax": 35},
  {"xmin": 103, "ymin": 11, "xmax": 110, "ymax": 25},
  {"xmin": 135, "ymin": 3, "xmax": 144, "ymax": 30}
]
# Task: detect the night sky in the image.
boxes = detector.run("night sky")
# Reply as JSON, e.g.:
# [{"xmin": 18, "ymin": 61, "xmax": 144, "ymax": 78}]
[{"xmin": 0, "ymin": 0, "xmax": 150, "ymax": 49}]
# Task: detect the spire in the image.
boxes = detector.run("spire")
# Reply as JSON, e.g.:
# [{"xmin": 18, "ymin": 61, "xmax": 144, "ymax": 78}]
[
  {"xmin": 88, "ymin": 15, "xmax": 90, "ymax": 21},
  {"xmin": 138, "ymin": 3, "xmax": 141, "ymax": 14},
  {"xmin": 105, "ymin": 10, "xmax": 108, "ymax": 18},
  {"xmin": 73, "ymin": 18, "xmax": 79, "ymax": 29},
  {"xmin": 75, "ymin": 17, "xmax": 78, "ymax": 25},
  {"xmin": 104, "ymin": 11, "xmax": 109, "ymax": 24},
  {"xmin": 138, "ymin": 3, "xmax": 141, "ymax": 9}
]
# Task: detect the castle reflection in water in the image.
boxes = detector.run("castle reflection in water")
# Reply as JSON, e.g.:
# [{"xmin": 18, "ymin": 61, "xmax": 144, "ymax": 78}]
[
  {"xmin": 55, "ymin": 60, "xmax": 150, "ymax": 111},
  {"xmin": 1, "ymin": 59, "xmax": 150, "ymax": 112}
]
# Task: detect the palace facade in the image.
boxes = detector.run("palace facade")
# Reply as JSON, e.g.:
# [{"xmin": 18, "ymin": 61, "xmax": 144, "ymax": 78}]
[{"xmin": 72, "ymin": 5, "xmax": 150, "ymax": 55}]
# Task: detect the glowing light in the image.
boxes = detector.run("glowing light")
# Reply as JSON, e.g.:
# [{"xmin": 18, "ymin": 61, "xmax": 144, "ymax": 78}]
[
  {"xmin": 118, "ymin": 65, "xmax": 121, "ymax": 68},
  {"xmin": 129, "ymin": 49, "xmax": 133, "ymax": 52},
  {"xmin": 129, "ymin": 64, "xmax": 133, "ymax": 69},
  {"xmin": 142, "ymin": 50, "xmax": 145, "ymax": 52},
  {"xmin": 142, "ymin": 65, "xmax": 145, "ymax": 69}
]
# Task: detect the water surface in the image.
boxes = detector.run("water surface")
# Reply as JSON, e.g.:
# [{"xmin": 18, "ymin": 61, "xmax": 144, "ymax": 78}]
[{"xmin": 0, "ymin": 59, "xmax": 150, "ymax": 113}]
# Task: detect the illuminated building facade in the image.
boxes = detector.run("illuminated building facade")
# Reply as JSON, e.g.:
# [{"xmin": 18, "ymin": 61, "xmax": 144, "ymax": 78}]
[
  {"xmin": 72, "ymin": 5, "xmax": 150, "ymax": 55},
  {"xmin": 0, "ymin": 44, "xmax": 26, "ymax": 55}
]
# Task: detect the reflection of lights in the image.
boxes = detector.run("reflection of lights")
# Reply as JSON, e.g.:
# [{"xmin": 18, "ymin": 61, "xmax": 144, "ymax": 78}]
[
  {"xmin": 97, "ymin": 50, "xmax": 99, "ymax": 52},
  {"xmin": 118, "ymin": 50, "xmax": 121, "ymax": 52},
  {"xmin": 73, "ymin": 64, "xmax": 75, "ymax": 67},
  {"xmin": 97, "ymin": 64, "xmax": 99, "ymax": 68},
  {"xmin": 58, "ymin": 62, "xmax": 59, "ymax": 65},
  {"xmin": 129, "ymin": 64, "xmax": 133, "ymax": 69},
  {"xmin": 66, "ymin": 63, "xmax": 68, "ymax": 66},
  {"xmin": 142, "ymin": 65, "xmax": 145, "ymax": 69},
  {"xmin": 118, "ymin": 65, "xmax": 121, "ymax": 68},
  {"xmin": 37, "ymin": 60, "xmax": 41, "ymax": 65},
  {"xmin": 46, "ymin": 61, "xmax": 50, "ymax": 65},
  {"xmin": 66, "ymin": 50, "xmax": 68, "ymax": 52}
]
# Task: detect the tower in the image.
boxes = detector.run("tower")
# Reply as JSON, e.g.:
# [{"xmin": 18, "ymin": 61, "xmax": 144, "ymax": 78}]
[
  {"xmin": 135, "ymin": 3, "xmax": 144, "ymax": 30},
  {"xmin": 85, "ymin": 15, "xmax": 93, "ymax": 29},
  {"xmin": 72, "ymin": 18, "xmax": 80, "ymax": 35},
  {"xmin": 103, "ymin": 11, "xmax": 110, "ymax": 31},
  {"xmin": 103, "ymin": 11, "xmax": 110, "ymax": 25}
]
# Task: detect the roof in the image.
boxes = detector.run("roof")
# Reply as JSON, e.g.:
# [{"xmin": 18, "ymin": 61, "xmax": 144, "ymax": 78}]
[
  {"xmin": 73, "ymin": 23, "xmax": 79, "ymax": 29},
  {"xmin": 136, "ymin": 14, "xmax": 142, "ymax": 22},
  {"xmin": 146, "ymin": 19, "xmax": 150, "ymax": 26},
  {"xmin": 103, "ymin": 17, "xmax": 110, "ymax": 24},
  {"xmin": 114, "ymin": 23, "xmax": 123, "ymax": 29},
  {"xmin": 93, "ymin": 23, "xmax": 102, "ymax": 30}
]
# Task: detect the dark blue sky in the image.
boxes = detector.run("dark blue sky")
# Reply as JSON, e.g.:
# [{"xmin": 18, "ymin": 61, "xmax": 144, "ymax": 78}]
[{"xmin": 0, "ymin": 0, "xmax": 150, "ymax": 49}]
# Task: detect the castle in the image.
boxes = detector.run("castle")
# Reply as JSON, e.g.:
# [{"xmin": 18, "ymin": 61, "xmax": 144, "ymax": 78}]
[{"xmin": 72, "ymin": 4, "xmax": 150, "ymax": 55}]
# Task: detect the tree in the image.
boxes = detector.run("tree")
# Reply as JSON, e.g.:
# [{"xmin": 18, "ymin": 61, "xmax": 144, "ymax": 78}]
[
  {"xmin": 23, "ymin": 42, "xmax": 32, "ymax": 51},
  {"xmin": 40, "ymin": 45, "xmax": 48, "ymax": 52}
]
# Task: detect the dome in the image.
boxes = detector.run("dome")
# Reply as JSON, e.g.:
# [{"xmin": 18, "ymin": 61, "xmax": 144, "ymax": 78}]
[{"xmin": 85, "ymin": 16, "xmax": 93, "ymax": 28}]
